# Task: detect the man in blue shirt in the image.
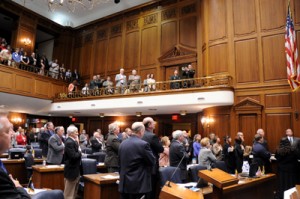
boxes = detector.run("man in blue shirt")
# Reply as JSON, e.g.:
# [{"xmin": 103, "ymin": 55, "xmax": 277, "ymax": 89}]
[{"xmin": 12, "ymin": 48, "xmax": 21, "ymax": 68}]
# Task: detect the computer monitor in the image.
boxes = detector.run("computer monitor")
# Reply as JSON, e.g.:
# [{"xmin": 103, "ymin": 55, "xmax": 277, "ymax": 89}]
[{"xmin": 9, "ymin": 148, "xmax": 26, "ymax": 159}]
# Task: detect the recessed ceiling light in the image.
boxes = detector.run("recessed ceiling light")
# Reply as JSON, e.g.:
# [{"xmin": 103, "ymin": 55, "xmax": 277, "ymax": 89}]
[
  {"xmin": 137, "ymin": 101, "xmax": 143, "ymax": 104},
  {"xmin": 148, "ymin": 108, "xmax": 157, "ymax": 111},
  {"xmin": 91, "ymin": 104, "xmax": 96, "ymax": 106},
  {"xmin": 197, "ymin": 97, "xmax": 205, "ymax": 100},
  {"xmin": 57, "ymin": 106, "xmax": 61, "ymax": 108}
]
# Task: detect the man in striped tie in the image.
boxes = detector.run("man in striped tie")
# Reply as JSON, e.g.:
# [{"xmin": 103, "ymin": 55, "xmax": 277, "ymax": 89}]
[{"xmin": 0, "ymin": 112, "xmax": 30, "ymax": 198}]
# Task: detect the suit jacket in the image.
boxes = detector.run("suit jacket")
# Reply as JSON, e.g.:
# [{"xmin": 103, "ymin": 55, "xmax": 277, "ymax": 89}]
[
  {"xmin": 47, "ymin": 134, "xmax": 64, "ymax": 164},
  {"xmin": 170, "ymin": 75, "xmax": 181, "ymax": 89},
  {"xmin": 252, "ymin": 141, "xmax": 271, "ymax": 172},
  {"xmin": 39, "ymin": 130, "xmax": 53, "ymax": 157},
  {"xmin": 286, "ymin": 136, "xmax": 299, "ymax": 148},
  {"xmin": 169, "ymin": 140, "xmax": 189, "ymax": 180},
  {"xmin": 198, "ymin": 147, "xmax": 217, "ymax": 168},
  {"xmin": 104, "ymin": 133, "xmax": 121, "ymax": 168},
  {"xmin": 142, "ymin": 130, "xmax": 164, "ymax": 174},
  {"xmin": 118, "ymin": 135, "xmax": 155, "ymax": 194},
  {"xmin": 0, "ymin": 168, "xmax": 30, "ymax": 199},
  {"xmin": 90, "ymin": 137, "xmax": 102, "ymax": 153},
  {"xmin": 64, "ymin": 137, "xmax": 82, "ymax": 180},
  {"xmin": 115, "ymin": 74, "xmax": 127, "ymax": 87}
]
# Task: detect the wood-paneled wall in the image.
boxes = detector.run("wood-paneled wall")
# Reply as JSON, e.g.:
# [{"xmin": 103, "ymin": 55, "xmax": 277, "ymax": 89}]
[{"xmin": 72, "ymin": 0, "xmax": 198, "ymax": 83}]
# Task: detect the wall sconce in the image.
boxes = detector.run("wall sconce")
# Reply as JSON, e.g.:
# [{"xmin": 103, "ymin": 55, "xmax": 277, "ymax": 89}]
[
  {"xmin": 11, "ymin": 117, "xmax": 23, "ymax": 124},
  {"xmin": 201, "ymin": 116, "xmax": 214, "ymax": 128},
  {"xmin": 136, "ymin": 112, "xmax": 142, "ymax": 117},
  {"xmin": 99, "ymin": 113, "xmax": 104, "ymax": 118},
  {"xmin": 180, "ymin": 110, "xmax": 187, "ymax": 116},
  {"xmin": 22, "ymin": 38, "xmax": 31, "ymax": 46}
]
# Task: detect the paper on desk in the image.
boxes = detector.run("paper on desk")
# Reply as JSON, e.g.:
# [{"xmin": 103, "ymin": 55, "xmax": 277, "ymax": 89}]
[
  {"xmin": 176, "ymin": 182, "xmax": 197, "ymax": 188},
  {"xmin": 101, "ymin": 174, "xmax": 119, "ymax": 179},
  {"xmin": 24, "ymin": 188, "xmax": 47, "ymax": 195},
  {"xmin": 45, "ymin": 165, "xmax": 62, "ymax": 168},
  {"xmin": 98, "ymin": 162, "xmax": 105, "ymax": 166}
]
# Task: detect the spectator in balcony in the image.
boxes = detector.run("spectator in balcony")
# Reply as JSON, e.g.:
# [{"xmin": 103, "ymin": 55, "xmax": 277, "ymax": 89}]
[
  {"xmin": 0, "ymin": 46, "xmax": 12, "ymax": 66},
  {"xmin": 95, "ymin": 74, "xmax": 103, "ymax": 89},
  {"xmin": 72, "ymin": 69, "xmax": 81, "ymax": 85},
  {"xmin": 170, "ymin": 69, "xmax": 181, "ymax": 89},
  {"xmin": 50, "ymin": 59, "xmax": 59, "ymax": 79},
  {"xmin": 65, "ymin": 69, "xmax": 72, "ymax": 82},
  {"xmin": 182, "ymin": 64, "xmax": 195, "ymax": 87},
  {"xmin": 28, "ymin": 52, "xmax": 36, "ymax": 67},
  {"xmin": 39, "ymin": 59, "xmax": 45, "ymax": 76},
  {"xmin": 143, "ymin": 74, "xmax": 150, "ymax": 92},
  {"xmin": 81, "ymin": 83, "xmax": 90, "ymax": 96},
  {"xmin": 148, "ymin": 73, "xmax": 156, "ymax": 91},
  {"xmin": 59, "ymin": 64, "xmax": 66, "ymax": 80},
  {"xmin": 0, "ymin": 38, "xmax": 7, "ymax": 52},
  {"xmin": 103, "ymin": 76, "xmax": 114, "ymax": 94},
  {"xmin": 18, "ymin": 47, "xmax": 24, "ymax": 57},
  {"xmin": 128, "ymin": 69, "xmax": 141, "ymax": 93},
  {"xmin": 20, "ymin": 51, "xmax": 29, "ymax": 69},
  {"xmin": 68, "ymin": 80, "xmax": 77, "ymax": 96},
  {"xmin": 115, "ymin": 68, "xmax": 127, "ymax": 94},
  {"xmin": 12, "ymin": 48, "xmax": 21, "ymax": 68}
]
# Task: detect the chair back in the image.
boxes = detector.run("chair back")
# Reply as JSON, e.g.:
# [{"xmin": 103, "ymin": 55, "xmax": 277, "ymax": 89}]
[
  {"xmin": 33, "ymin": 149, "xmax": 43, "ymax": 158},
  {"xmin": 215, "ymin": 160, "xmax": 227, "ymax": 172},
  {"xmin": 92, "ymin": 152, "xmax": 106, "ymax": 163},
  {"xmin": 188, "ymin": 165, "xmax": 207, "ymax": 182},
  {"xmin": 82, "ymin": 148, "xmax": 93, "ymax": 154},
  {"xmin": 159, "ymin": 166, "xmax": 182, "ymax": 188},
  {"xmin": 31, "ymin": 190, "xmax": 64, "ymax": 199},
  {"xmin": 81, "ymin": 158, "xmax": 97, "ymax": 175},
  {"xmin": 24, "ymin": 153, "xmax": 35, "ymax": 168}
]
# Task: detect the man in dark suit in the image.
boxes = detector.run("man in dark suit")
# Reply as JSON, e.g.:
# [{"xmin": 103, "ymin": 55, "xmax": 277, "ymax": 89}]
[
  {"xmin": 64, "ymin": 125, "xmax": 82, "ymax": 199},
  {"xmin": 285, "ymin": 128, "xmax": 299, "ymax": 148},
  {"xmin": 252, "ymin": 134, "xmax": 271, "ymax": 174},
  {"xmin": 0, "ymin": 113, "xmax": 30, "ymax": 199},
  {"xmin": 90, "ymin": 131, "xmax": 102, "ymax": 153},
  {"xmin": 169, "ymin": 130, "xmax": 190, "ymax": 182},
  {"xmin": 142, "ymin": 117, "xmax": 164, "ymax": 199},
  {"xmin": 119, "ymin": 122, "xmax": 155, "ymax": 199},
  {"xmin": 39, "ymin": 122, "xmax": 55, "ymax": 158},
  {"xmin": 104, "ymin": 122, "xmax": 121, "ymax": 173},
  {"xmin": 182, "ymin": 64, "xmax": 195, "ymax": 87},
  {"xmin": 256, "ymin": 128, "xmax": 268, "ymax": 150},
  {"xmin": 170, "ymin": 69, "xmax": 181, "ymax": 89}
]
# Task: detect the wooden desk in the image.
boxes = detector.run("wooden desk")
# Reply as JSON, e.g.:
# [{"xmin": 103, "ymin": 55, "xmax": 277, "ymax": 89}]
[
  {"xmin": 0, "ymin": 153, "xmax": 9, "ymax": 158},
  {"xmin": 2, "ymin": 158, "xmax": 43, "ymax": 184},
  {"xmin": 160, "ymin": 182, "xmax": 204, "ymax": 199},
  {"xmin": 83, "ymin": 173, "xmax": 120, "ymax": 199},
  {"xmin": 32, "ymin": 165, "xmax": 65, "ymax": 190},
  {"xmin": 206, "ymin": 174, "xmax": 276, "ymax": 199}
]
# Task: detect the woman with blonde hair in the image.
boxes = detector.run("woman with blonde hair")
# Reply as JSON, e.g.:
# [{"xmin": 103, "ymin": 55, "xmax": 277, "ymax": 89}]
[
  {"xmin": 159, "ymin": 136, "xmax": 170, "ymax": 167},
  {"xmin": 198, "ymin": 137, "xmax": 217, "ymax": 169}
]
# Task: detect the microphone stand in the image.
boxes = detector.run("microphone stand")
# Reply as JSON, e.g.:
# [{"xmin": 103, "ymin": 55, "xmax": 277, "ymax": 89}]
[{"xmin": 166, "ymin": 152, "xmax": 187, "ymax": 187}]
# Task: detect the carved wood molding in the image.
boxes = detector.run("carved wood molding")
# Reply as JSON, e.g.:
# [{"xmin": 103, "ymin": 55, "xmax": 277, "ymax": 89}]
[
  {"xmin": 234, "ymin": 97, "xmax": 263, "ymax": 113},
  {"xmin": 162, "ymin": 8, "xmax": 177, "ymax": 21},
  {"xmin": 158, "ymin": 45, "xmax": 197, "ymax": 66},
  {"xmin": 143, "ymin": 13, "xmax": 158, "ymax": 26},
  {"xmin": 126, "ymin": 19, "xmax": 139, "ymax": 31}
]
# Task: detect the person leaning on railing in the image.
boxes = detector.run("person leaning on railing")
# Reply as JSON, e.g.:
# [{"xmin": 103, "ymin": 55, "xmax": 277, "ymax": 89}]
[{"xmin": 0, "ymin": 46, "xmax": 12, "ymax": 66}]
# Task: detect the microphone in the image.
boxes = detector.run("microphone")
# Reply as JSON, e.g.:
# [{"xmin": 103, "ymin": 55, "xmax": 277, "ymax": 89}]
[{"xmin": 166, "ymin": 152, "xmax": 186, "ymax": 187}]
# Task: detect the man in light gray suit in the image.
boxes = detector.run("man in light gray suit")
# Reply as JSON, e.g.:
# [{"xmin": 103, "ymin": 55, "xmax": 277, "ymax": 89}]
[
  {"xmin": 115, "ymin": 68, "xmax": 127, "ymax": 94},
  {"xmin": 47, "ymin": 126, "xmax": 65, "ymax": 165}
]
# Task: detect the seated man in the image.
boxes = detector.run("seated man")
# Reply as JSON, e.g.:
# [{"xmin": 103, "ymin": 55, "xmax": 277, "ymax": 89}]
[{"xmin": 128, "ymin": 69, "xmax": 141, "ymax": 93}]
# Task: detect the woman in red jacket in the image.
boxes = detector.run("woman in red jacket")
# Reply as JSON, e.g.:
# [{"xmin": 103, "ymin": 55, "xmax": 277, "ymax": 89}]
[{"xmin": 16, "ymin": 129, "xmax": 27, "ymax": 145}]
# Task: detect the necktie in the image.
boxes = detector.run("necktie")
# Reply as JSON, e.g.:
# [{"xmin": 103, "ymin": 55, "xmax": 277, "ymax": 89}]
[{"xmin": 0, "ymin": 159, "xmax": 8, "ymax": 174}]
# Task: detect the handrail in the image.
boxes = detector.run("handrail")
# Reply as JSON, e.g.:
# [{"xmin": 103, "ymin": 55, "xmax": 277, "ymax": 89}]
[{"xmin": 55, "ymin": 75, "xmax": 232, "ymax": 101}]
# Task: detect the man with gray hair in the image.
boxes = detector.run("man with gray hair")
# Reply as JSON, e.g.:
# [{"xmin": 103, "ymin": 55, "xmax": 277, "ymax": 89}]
[
  {"xmin": 169, "ymin": 130, "xmax": 189, "ymax": 182},
  {"xmin": 0, "ymin": 113, "xmax": 30, "ymax": 198},
  {"xmin": 64, "ymin": 125, "xmax": 82, "ymax": 199},
  {"xmin": 47, "ymin": 126, "xmax": 65, "ymax": 165},
  {"xmin": 257, "ymin": 128, "xmax": 268, "ymax": 150},
  {"xmin": 119, "ymin": 122, "xmax": 155, "ymax": 199},
  {"xmin": 104, "ymin": 122, "xmax": 121, "ymax": 172},
  {"xmin": 142, "ymin": 117, "xmax": 163, "ymax": 199}
]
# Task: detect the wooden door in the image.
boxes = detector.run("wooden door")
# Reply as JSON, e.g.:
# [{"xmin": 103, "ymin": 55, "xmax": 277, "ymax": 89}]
[{"xmin": 238, "ymin": 114, "xmax": 257, "ymax": 146}]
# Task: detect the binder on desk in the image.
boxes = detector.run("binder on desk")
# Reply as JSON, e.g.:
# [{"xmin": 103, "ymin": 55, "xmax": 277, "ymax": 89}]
[{"xmin": 198, "ymin": 168, "xmax": 238, "ymax": 189}]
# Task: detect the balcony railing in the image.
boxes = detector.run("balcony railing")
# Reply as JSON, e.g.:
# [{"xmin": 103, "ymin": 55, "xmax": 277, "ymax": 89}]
[{"xmin": 55, "ymin": 75, "xmax": 232, "ymax": 101}]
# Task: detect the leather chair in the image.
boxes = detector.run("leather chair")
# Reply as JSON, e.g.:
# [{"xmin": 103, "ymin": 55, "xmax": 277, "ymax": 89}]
[
  {"xmin": 31, "ymin": 190, "xmax": 64, "ymax": 199},
  {"xmin": 92, "ymin": 152, "xmax": 106, "ymax": 163},
  {"xmin": 215, "ymin": 160, "xmax": 227, "ymax": 172},
  {"xmin": 33, "ymin": 149, "xmax": 43, "ymax": 159},
  {"xmin": 188, "ymin": 165, "xmax": 207, "ymax": 182},
  {"xmin": 79, "ymin": 158, "xmax": 97, "ymax": 192},
  {"xmin": 24, "ymin": 153, "xmax": 35, "ymax": 180},
  {"xmin": 159, "ymin": 166, "xmax": 182, "ymax": 188},
  {"xmin": 82, "ymin": 148, "xmax": 93, "ymax": 154}
]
